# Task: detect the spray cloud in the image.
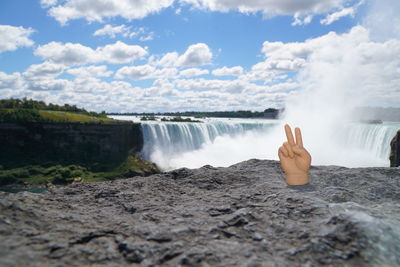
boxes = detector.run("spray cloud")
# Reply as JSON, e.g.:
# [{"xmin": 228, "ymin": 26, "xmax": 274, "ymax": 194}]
[{"xmin": 149, "ymin": 0, "xmax": 400, "ymax": 170}]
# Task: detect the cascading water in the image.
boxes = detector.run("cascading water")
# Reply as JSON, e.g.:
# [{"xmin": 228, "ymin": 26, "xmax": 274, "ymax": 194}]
[
  {"xmin": 141, "ymin": 119, "xmax": 277, "ymax": 161},
  {"xmin": 134, "ymin": 116, "xmax": 400, "ymax": 170},
  {"xmin": 343, "ymin": 122, "xmax": 399, "ymax": 160}
]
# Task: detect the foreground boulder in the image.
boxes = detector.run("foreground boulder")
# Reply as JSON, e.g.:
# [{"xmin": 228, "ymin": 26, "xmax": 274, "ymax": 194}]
[
  {"xmin": 1, "ymin": 160, "xmax": 400, "ymax": 266},
  {"xmin": 390, "ymin": 130, "xmax": 400, "ymax": 167}
]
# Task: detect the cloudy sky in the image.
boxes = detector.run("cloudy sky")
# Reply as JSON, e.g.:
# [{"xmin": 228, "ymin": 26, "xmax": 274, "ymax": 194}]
[{"xmin": 0, "ymin": 0, "xmax": 399, "ymax": 112}]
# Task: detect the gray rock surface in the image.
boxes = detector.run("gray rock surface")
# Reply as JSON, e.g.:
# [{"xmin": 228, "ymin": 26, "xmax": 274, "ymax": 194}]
[{"xmin": 1, "ymin": 159, "xmax": 400, "ymax": 266}]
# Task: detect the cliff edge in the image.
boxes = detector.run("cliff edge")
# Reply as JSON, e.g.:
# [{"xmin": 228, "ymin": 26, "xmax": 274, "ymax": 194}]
[
  {"xmin": 390, "ymin": 130, "xmax": 400, "ymax": 167},
  {"xmin": 1, "ymin": 159, "xmax": 399, "ymax": 266},
  {"xmin": 0, "ymin": 122, "xmax": 143, "ymax": 168}
]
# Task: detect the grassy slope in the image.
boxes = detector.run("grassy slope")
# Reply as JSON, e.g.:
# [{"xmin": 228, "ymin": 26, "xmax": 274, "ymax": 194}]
[
  {"xmin": 0, "ymin": 156, "xmax": 159, "ymax": 186},
  {"xmin": 0, "ymin": 109, "xmax": 160, "ymax": 187},
  {"xmin": 0, "ymin": 108, "xmax": 131, "ymax": 124},
  {"xmin": 38, "ymin": 110, "xmax": 118, "ymax": 124}
]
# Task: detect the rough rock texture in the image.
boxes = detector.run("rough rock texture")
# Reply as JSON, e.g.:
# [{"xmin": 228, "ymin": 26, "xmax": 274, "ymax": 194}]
[
  {"xmin": 1, "ymin": 159, "xmax": 399, "ymax": 266},
  {"xmin": 390, "ymin": 130, "xmax": 400, "ymax": 167},
  {"xmin": 0, "ymin": 123, "xmax": 143, "ymax": 166}
]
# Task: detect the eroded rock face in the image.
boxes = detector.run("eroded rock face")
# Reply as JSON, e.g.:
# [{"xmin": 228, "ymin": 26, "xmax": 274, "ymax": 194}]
[
  {"xmin": 0, "ymin": 123, "xmax": 143, "ymax": 166},
  {"xmin": 390, "ymin": 130, "xmax": 400, "ymax": 167},
  {"xmin": 1, "ymin": 160, "xmax": 400, "ymax": 266}
]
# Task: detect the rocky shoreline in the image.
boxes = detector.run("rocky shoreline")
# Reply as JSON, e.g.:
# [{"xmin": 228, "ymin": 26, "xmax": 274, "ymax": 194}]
[{"xmin": 1, "ymin": 159, "xmax": 399, "ymax": 266}]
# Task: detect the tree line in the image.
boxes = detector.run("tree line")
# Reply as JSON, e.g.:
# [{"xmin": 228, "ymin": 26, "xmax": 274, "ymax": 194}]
[
  {"xmin": 109, "ymin": 108, "xmax": 281, "ymax": 119},
  {"xmin": 0, "ymin": 98, "xmax": 106, "ymax": 116},
  {"xmin": 0, "ymin": 98, "xmax": 107, "ymax": 123}
]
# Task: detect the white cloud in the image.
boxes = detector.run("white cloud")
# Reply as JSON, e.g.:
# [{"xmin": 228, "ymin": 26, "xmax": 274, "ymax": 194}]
[
  {"xmin": 41, "ymin": 0, "xmax": 359, "ymax": 26},
  {"xmin": 70, "ymin": 77, "xmax": 113, "ymax": 93},
  {"xmin": 145, "ymin": 79, "xmax": 180, "ymax": 97},
  {"xmin": 247, "ymin": 29, "xmax": 371, "ymax": 82},
  {"xmin": 174, "ymin": 78, "xmax": 252, "ymax": 93},
  {"xmin": 22, "ymin": 62, "xmax": 70, "ymax": 91},
  {"xmin": 34, "ymin": 41, "xmax": 147, "ymax": 66},
  {"xmin": 34, "ymin": 42, "xmax": 98, "ymax": 66},
  {"xmin": 283, "ymin": 26, "xmax": 400, "ymax": 117},
  {"xmin": 180, "ymin": 68, "xmax": 209, "ymax": 77},
  {"xmin": 252, "ymin": 58, "xmax": 306, "ymax": 72},
  {"xmin": 152, "ymin": 52, "xmax": 179, "ymax": 67},
  {"xmin": 93, "ymin": 24, "xmax": 153, "ymax": 40},
  {"xmin": 67, "ymin": 65, "xmax": 112, "ymax": 77},
  {"xmin": 45, "ymin": 0, "xmax": 175, "ymax": 25},
  {"xmin": 115, "ymin": 65, "xmax": 154, "ymax": 80},
  {"xmin": 0, "ymin": 72, "xmax": 24, "ymax": 90},
  {"xmin": 181, "ymin": 0, "xmax": 349, "ymax": 25},
  {"xmin": 0, "ymin": 25, "xmax": 35, "ymax": 53},
  {"xmin": 363, "ymin": 0, "xmax": 400, "ymax": 41},
  {"xmin": 292, "ymin": 14, "xmax": 313, "ymax": 26},
  {"xmin": 28, "ymin": 78, "xmax": 70, "ymax": 91},
  {"xmin": 243, "ymin": 40, "xmax": 311, "ymax": 82},
  {"xmin": 98, "ymin": 41, "xmax": 148, "ymax": 64},
  {"xmin": 177, "ymin": 43, "xmax": 212, "ymax": 66},
  {"xmin": 40, "ymin": 0, "xmax": 58, "ymax": 8},
  {"xmin": 93, "ymin": 24, "xmax": 131, "ymax": 38},
  {"xmin": 23, "ymin": 62, "xmax": 65, "ymax": 80},
  {"xmin": 152, "ymin": 43, "xmax": 212, "ymax": 67},
  {"xmin": 212, "ymin": 66, "xmax": 243, "ymax": 76},
  {"xmin": 321, "ymin": 7, "xmax": 355, "ymax": 25},
  {"xmin": 139, "ymin": 32, "xmax": 155, "ymax": 42},
  {"xmin": 115, "ymin": 65, "xmax": 178, "ymax": 80},
  {"xmin": 261, "ymin": 41, "xmax": 313, "ymax": 59},
  {"xmin": 182, "ymin": 0, "xmax": 345, "ymax": 15},
  {"xmin": 321, "ymin": 0, "xmax": 365, "ymax": 25}
]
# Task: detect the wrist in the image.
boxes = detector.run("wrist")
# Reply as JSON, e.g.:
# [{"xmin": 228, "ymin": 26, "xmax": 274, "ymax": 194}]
[{"xmin": 285, "ymin": 173, "xmax": 309, "ymax": 186}]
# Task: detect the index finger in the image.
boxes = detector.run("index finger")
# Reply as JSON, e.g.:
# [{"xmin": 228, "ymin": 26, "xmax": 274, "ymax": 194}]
[
  {"xmin": 284, "ymin": 124, "xmax": 295, "ymax": 145},
  {"xmin": 295, "ymin": 127, "xmax": 303, "ymax": 148}
]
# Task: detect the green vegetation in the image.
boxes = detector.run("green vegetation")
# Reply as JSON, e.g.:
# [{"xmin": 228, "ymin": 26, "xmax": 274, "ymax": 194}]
[
  {"xmin": 0, "ymin": 108, "xmax": 127, "ymax": 124},
  {"xmin": 109, "ymin": 108, "xmax": 281, "ymax": 119},
  {"xmin": 0, "ymin": 108, "xmax": 42, "ymax": 123},
  {"xmin": 161, "ymin": 116, "xmax": 202, "ymax": 123},
  {"xmin": 0, "ymin": 98, "xmax": 160, "ymax": 189},
  {"xmin": 0, "ymin": 156, "xmax": 159, "ymax": 187},
  {"xmin": 0, "ymin": 98, "xmax": 107, "ymax": 117},
  {"xmin": 38, "ymin": 110, "xmax": 118, "ymax": 124},
  {"xmin": 140, "ymin": 116, "xmax": 158, "ymax": 121},
  {"xmin": 0, "ymin": 98, "xmax": 131, "ymax": 124}
]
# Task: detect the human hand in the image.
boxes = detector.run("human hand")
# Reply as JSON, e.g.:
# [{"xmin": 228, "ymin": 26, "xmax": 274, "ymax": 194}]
[{"xmin": 278, "ymin": 124, "xmax": 312, "ymax": 185}]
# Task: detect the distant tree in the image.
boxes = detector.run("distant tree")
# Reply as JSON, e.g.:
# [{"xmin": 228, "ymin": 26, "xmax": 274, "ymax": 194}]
[
  {"xmin": 0, "ymin": 108, "xmax": 42, "ymax": 123},
  {"xmin": 0, "ymin": 98, "xmax": 106, "ymax": 118}
]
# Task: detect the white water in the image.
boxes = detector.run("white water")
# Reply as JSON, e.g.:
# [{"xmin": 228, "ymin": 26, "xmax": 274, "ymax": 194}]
[
  {"xmin": 110, "ymin": 116, "xmax": 399, "ymax": 170},
  {"xmin": 141, "ymin": 118, "xmax": 277, "ymax": 159}
]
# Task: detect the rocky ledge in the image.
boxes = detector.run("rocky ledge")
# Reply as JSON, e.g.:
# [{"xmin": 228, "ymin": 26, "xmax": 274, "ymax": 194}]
[{"xmin": 1, "ymin": 160, "xmax": 399, "ymax": 266}]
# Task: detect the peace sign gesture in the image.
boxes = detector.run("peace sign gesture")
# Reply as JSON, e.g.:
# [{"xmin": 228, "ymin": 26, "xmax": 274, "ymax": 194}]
[{"xmin": 278, "ymin": 124, "xmax": 312, "ymax": 185}]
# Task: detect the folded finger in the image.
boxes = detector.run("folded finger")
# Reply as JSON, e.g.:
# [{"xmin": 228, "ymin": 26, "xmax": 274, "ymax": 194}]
[
  {"xmin": 278, "ymin": 145, "xmax": 289, "ymax": 157},
  {"xmin": 283, "ymin": 141, "xmax": 294, "ymax": 158},
  {"xmin": 292, "ymin": 145, "xmax": 310, "ymax": 159}
]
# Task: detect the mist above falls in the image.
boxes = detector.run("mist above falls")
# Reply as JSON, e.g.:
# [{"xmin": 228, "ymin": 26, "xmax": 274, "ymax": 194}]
[{"xmin": 121, "ymin": 0, "xmax": 400, "ymax": 171}]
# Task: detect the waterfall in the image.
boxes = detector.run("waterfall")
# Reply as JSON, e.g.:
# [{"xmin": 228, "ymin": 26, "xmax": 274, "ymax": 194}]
[
  {"xmin": 141, "ymin": 120, "xmax": 277, "ymax": 160},
  {"xmin": 139, "ymin": 119, "xmax": 399, "ymax": 170},
  {"xmin": 109, "ymin": 116, "xmax": 399, "ymax": 169},
  {"xmin": 342, "ymin": 122, "xmax": 399, "ymax": 160}
]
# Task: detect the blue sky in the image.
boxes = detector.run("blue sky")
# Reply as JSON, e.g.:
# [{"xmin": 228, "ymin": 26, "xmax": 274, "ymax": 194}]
[{"xmin": 0, "ymin": 0, "xmax": 399, "ymax": 112}]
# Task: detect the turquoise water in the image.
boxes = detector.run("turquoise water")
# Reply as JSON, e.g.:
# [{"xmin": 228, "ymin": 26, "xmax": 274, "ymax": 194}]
[
  {"xmin": 111, "ymin": 115, "xmax": 400, "ymax": 169},
  {"xmin": 141, "ymin": 119, "xmax": 277, "ymax": 159},
  {"xmin": 0, "ymin": 187, "xmax": 48, "ymax": 194}
]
